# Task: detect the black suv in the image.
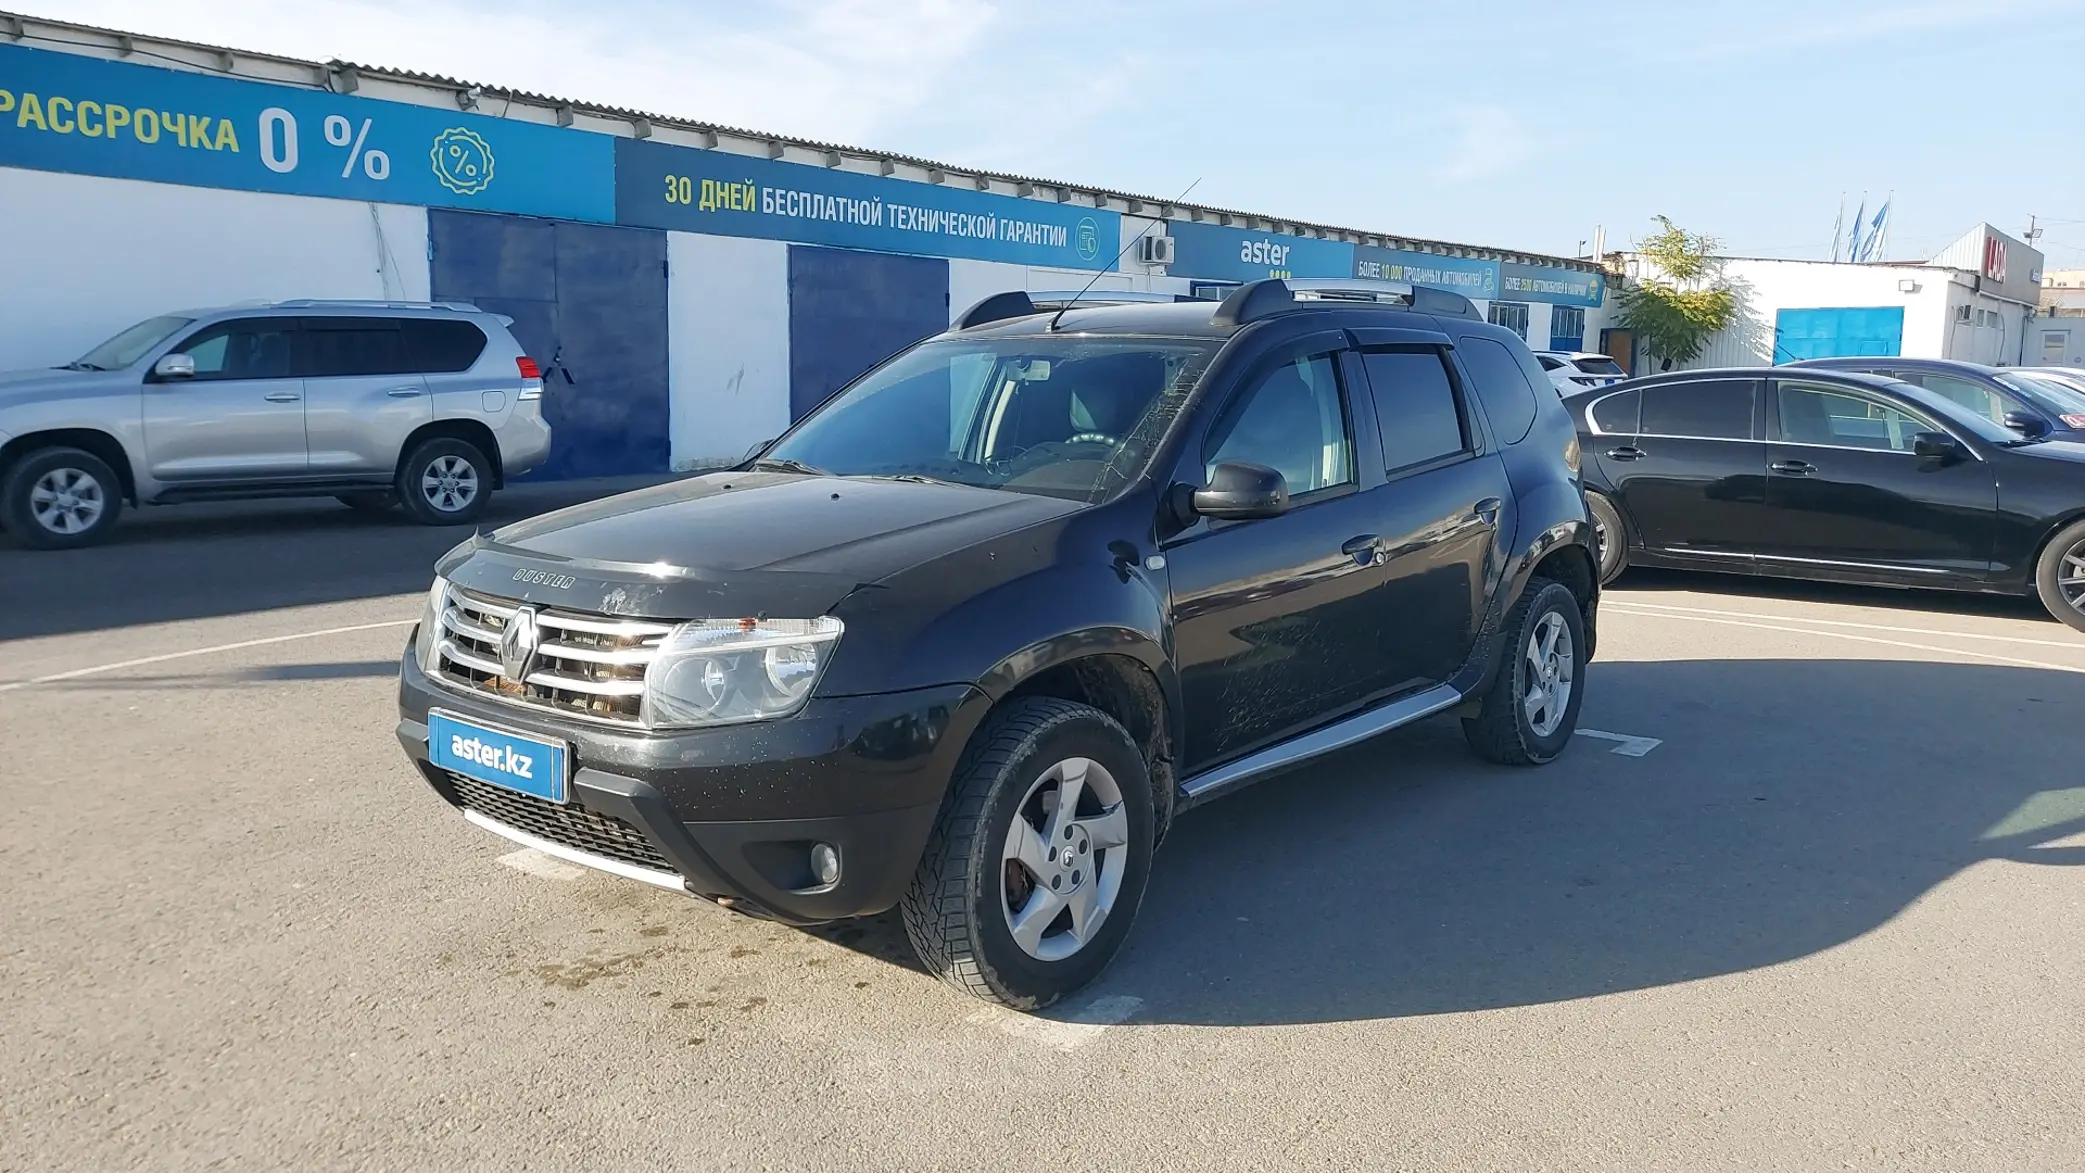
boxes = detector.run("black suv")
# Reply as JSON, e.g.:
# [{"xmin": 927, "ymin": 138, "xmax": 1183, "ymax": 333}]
[{"xmin": 394, "ymin": 278, "xmax": 1600, "ymax": 1008}]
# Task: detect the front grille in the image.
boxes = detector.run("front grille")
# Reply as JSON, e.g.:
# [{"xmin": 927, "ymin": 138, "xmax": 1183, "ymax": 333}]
[
  {"xmin": 447, "ymin": 771, "xmax": 678, "ymax": 875},
  {"xmin": 433, "ymin": 586, "xmax": 672, "ymax": 724}
]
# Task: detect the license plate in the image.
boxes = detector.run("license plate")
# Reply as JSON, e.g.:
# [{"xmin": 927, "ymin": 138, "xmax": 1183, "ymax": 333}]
[{"xmin": 429, "ymin": 710, "xmax": 569, "ymax": 803}]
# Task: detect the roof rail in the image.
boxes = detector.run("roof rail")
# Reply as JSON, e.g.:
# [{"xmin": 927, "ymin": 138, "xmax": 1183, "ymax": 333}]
[
  {"xmin": 267, "ymin": 298, "xmax": 484, "ymax": 313},
  {"xmin": 952, "ymin": 288, "xmax": 1211, "ymax": 330},
  {"xmin": 1212, "ymin": 278, "xmax": 1478, "ymax": 328}
]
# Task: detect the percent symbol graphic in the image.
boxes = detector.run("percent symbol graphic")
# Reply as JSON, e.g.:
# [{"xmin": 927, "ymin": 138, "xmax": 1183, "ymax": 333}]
[{"xmin": 324, "ymin": 114, "xmax": 391, "ymax": 180}]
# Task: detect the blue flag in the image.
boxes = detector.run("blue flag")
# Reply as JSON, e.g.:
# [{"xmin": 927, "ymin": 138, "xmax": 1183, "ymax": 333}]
[
  {"xmin": 1860, "ymin": 201, "xmax": 1890, "ymax": 262},
  {"xmin": 1846, "ymin": 199, "xmax": 1867, "ymax": 263}
]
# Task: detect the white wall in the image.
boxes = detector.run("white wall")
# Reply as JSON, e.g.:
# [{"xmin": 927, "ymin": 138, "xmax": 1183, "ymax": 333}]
[
  {"xmin": 665, "ymin": 232, "xmax": 793, "ymax": 470},
  {"xmin": 2026, "ymin": 317, "xmax": 2085, "ymax": 367},
  {"xmin": 0, "ymin": 168, "xmax": 428, "ymax": 369},
  {"xmin": 1658, "ymin": 259, "xmax": 1959, "ymax": 371}
]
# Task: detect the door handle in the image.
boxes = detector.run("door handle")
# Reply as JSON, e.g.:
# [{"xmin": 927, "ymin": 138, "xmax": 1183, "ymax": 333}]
[
  {"xmin": 1605, "ymin": 446, "xmax": 1646, "ymax": 461},
  {"xmin": 1340, "ymin": 535, "xmax": 1384, "ymax": 567},
  {"xmin": 263, "ymin": 392, "xmax": 301, "ymax": 403},
  {"xmin": 1475, "ymin": 497, "xmax": 1502, "ymax": 526},
  {"xmin": 1770, "ymin": 459, "xmax": 1816, "ymax": 476},
  {"xmin": 385, "ymin": 387, "xmax": 424, "ymax": 398}
]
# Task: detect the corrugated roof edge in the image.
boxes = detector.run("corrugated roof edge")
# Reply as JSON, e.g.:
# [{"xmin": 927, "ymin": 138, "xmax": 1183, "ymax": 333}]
[{"xmin": 0, "ymin": 9, "xmax": 1604, "ymax": 274}]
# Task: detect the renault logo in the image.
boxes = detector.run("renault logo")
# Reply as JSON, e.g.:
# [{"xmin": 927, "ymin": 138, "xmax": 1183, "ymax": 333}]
[{"xmin": 500, "ymin": 606, "xmax": 540, "ymax": 682}]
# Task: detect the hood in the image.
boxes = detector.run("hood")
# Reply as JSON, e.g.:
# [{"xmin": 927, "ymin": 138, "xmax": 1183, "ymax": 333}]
[
  {"xmin": 439, "ymin": 472, "xmax": 1085, "ymax": 619},
  {"xmin": 0, "ymin": 367, "xmax": 97, "ymax": 406}
]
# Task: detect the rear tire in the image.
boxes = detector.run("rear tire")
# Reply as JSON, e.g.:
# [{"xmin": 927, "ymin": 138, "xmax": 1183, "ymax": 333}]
[
  {"xmin": 901, "ymin": 698, "xmax": 1154, "ymax": 1010},
  {"xmin": 1586, "ymin": 491, "xmax": 1628, "ymax": 586},
  {"xmin": 396, "ymin": 438, "xmax": 492, "ymax": 526},
  {"xmin": 1463, "ymin": 578, "xmax": 1588, "ymax": 766},
  {"xmin": 1, "ymin": 446, "xmax": 125, "ymax": 550},
  {"xmin": 2033, "ymin": 518, "xmax": 2085, "ymax": 635}
]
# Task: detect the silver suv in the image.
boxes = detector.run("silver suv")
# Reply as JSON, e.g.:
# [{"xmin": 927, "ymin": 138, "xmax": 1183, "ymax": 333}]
[{"xmin": 0, "ymin": 300, "xmax": 554, "ymax": 549}]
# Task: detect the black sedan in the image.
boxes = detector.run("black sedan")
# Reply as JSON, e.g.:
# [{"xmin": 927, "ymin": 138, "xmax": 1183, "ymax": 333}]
[{"xmin": 1563, "ymin": 367, "xmax": 2085, "ymax": 633}]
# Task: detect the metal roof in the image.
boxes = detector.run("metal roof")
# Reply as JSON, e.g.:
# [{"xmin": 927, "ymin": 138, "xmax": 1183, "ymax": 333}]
[{"xmin": 1, "ymin": 9, "xmax": 1604, "ymax": 273}]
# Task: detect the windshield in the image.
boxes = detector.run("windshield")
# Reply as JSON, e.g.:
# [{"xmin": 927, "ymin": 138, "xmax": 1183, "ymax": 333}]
[
  {"xmin": 763, "ymin": 335, "xmax": 1221, "ymax": 502},
  {"xmin": 70, "ymin": 314, "xmax": 194, "ymax": 371},
  {"xmin": 1999, "ymin": 371, "xmax": 2085, "ymax": 415}
]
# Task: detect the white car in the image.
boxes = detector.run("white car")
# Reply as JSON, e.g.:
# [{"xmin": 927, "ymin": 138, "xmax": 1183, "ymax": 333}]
[{"xmin": 1534, "ymin": 350, "xmax": 1627, "ymax": 394}]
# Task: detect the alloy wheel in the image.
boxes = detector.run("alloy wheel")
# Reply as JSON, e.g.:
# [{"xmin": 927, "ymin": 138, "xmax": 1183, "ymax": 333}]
[
  {"xmin": 29, "ymin": 467, "xmax": 107, "ymax": 536},
  {"xmin": 1522, "ymin": 610, "xmax": 1575, "ymax": 739},
  {"xmin": 419, "ymin": 455, "xmax": 480, "ymax": 514},
  {"xmin": 1001, "ymin": 757, "xmax": 1131, "ymax": 963},
  {"xmin": 2060, "ymin": 538, "xmax": 2085, "ymax": 617}
]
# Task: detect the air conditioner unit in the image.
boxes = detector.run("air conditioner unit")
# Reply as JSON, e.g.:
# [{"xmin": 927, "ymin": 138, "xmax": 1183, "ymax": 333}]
[
  {"xmin": 1955, "ymin": 304, "xmax": 1973, "ymax": 323},
  {"xmin": 1138, "ymin": 234, "xmax": 1176, "ymax": 266}
]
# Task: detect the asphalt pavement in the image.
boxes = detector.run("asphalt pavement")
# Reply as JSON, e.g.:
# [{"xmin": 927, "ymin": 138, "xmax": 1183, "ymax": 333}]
[{"xmin": 4, "ymin": 491, "xmax": 2082, "ymax": 1172}]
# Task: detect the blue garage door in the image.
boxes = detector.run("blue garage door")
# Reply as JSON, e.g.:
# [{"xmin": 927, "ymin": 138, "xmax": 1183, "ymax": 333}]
[
  {"xmin": 429, "ymin": 210, "xmax": 670, "ymax": 479},
  {"xmin": 1773, "ymin": 307, "xmax": 1904, "ymax": 362},
  {"xmin": 787, "ymin": 246, "xmax": 949, "ymax": 421}
]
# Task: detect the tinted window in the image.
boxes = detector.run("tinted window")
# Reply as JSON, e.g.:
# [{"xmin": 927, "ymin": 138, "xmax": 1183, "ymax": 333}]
[
  {"xmin": 1588, "ymin": 388, "xmax": 1640, "ymax": 434},
  {"xmin": 1359, "ymin": 349, "xmax": 1466, "ymax": 472},
  {"xmin": 404, "ymin": 320, "xmax": 488, "ymax": 373},
  {"xmin": 1890, "ymin": 371, "xmax": 2024, "ymax": 426},
  {"xmin": 1573, "ymin": 357, "xmax": 1626, "ymax": 376},
  {"xmin": 170, "ymin": 317, "xmax": 296, "ymax": 381},
  {"xmin": 1775, "ymin": 381, "xmax": 1939, "ymax": 452},
  {"xmin": 299, "ymin": 317, "xmax": 411, "ymax": 377},
  {"xmin": 1456, "ymin": 337, "xmax": 1540, "ymax": 444},
  {"xmin": 1537, "ymin": 355, "xmax": 1564, "ymax": 370},
  {"xmin": 1640, "ymin": 380, "xmax": 1756, "ymax": 440},
  {"xmin": 1205, "ymin": 353, "xmax": 1353, "ymax": 496}
]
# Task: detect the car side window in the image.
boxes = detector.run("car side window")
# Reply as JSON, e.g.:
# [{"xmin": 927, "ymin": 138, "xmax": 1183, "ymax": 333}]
[
  {"xmin": 1455, "ymin": 337, "xmax": 1539, "ymax": 444},
  {"xmin": 1894, "ymin": 372, "xmax": 2024, "ymax": 426},
  {"xmin": 1588, "ymin": 388, "xmax": 1640, "ymax": 435},
  {"xmin": 169, "ymin": 317, "xmax": 296, "ymax": 382},
  {"xmin": 1204, "ymin": 352, "xmax": 1353, "ymax": 497},
  {"xmin": 298, "ymin": 317, "xmax": 413, "ymax": 378},
  {"xmin": 1639, "ymin": 379, "xmax": 1756, "ymax": 440},
  {"xmin": 1775, "ymin": 381, "xmax": 1941, "ymax": 452},
  {"xmin": 1358, "ymin": 347, "xmax": 1468, "ymax": 473},
  {"xmin": 402, "ymin": 320, "xmax": 488, "ymax": 373}
]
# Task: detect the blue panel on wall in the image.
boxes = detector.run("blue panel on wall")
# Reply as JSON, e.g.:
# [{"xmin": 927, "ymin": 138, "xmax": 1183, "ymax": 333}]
[
  {"xmin": 1354, "ymin": 246, "xmax": 1499, "ymax": 300},
  {"xmin": 787, "ymin": 246, "xmax": 948, "ymax": 422},
  {"xmin": 1773, "ymin": 307, "xmax": 1905, "ymax": 361},
  {"xmin": 430, "ymin": 210, "xmax": 669, "ymax": 479},
  {"xmin": 1500, "ymin": 261, "xmax": 1606, "ymax": 307},
  {"xmin": 1166, "ymin": 219, "xmax": 1354, "ymax": 283}
]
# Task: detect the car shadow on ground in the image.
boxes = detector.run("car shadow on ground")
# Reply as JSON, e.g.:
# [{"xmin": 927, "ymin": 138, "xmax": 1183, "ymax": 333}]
[
  {"xmin": 1607, "ymin": 567, "xmax": 2057, "ymax": 625},
  {"xmin": 806, "ymin": 656, "xmax": 2085, "ymax": 1023},
  {"xmin": 0, "ymin": 475, "xmax": 685, "ymax": 641}
]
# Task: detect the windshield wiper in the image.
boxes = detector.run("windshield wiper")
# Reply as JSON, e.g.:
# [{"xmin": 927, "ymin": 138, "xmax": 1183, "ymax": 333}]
[
  {"xmin": 750, "ymin": 457, "xmax": 832, "ymax": 476},
  {"xmin": 58, "ymin": 361, "xmax": 106, "ymax": 371}
]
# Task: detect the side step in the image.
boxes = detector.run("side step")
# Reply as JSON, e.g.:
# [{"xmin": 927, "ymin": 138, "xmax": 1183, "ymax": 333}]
[{"xmin": 1175, "ymin": 684, "xmax": 1463, "ymax": 809}]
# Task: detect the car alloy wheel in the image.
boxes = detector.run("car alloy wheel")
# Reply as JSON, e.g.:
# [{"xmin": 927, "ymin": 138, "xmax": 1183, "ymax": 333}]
[
  {"xmin": 1522, "ymin": 610, "xmax": 1575, "ymax": 739},
  {"xmin": 1001, "ymin": 756, "xmax": 1131, "ymax": 962},
  {"xmin": 419, "ymin": 454, "xmax": 480, "ymax": 515},
  {"xmin": 2059, "ymin": 537, "xmax": 2085, "ymax": 618},
  {"xmin": 29, "ymin": 466, "xmax": 107, "ymax": 536}
]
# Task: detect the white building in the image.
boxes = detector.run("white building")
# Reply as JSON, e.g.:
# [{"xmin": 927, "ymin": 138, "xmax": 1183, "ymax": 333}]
[
  {"xmin": 0, "ymin": 15, "xmax": 1613, "ymax": 478},
  {"xmin": 1627, "ymin": 224, "xmax": 2045, "ymax": 374}
]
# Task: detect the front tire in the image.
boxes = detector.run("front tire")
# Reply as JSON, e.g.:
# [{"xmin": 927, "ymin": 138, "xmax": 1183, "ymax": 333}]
[
  {"xmin": 2034, "ymin": 518, "xmax": 2085, "ymax": 635},
  {"xmin": 1586, "ymin": 491, "xmax": 1628, "ymax": 585},
  {"xmin": 396, "ymin": 438, "xmax": 492, "ymax": 526},
  {"xmin": 902, "ymin": 698, "xmax": 1154, "ymax": 1010},
  {"xmin": 1, "ymin": 447, "xmax": 125, "ymax": 550},
  {"xmin": 1463, "ymin": 578, "xmax": 1588, "ymax": 766}
]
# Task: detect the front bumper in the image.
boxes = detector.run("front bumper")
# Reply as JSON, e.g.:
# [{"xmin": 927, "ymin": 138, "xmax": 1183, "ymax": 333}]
[{"xmin": 396, "ymin": 642, "xmax": 987, "ymax": 923}]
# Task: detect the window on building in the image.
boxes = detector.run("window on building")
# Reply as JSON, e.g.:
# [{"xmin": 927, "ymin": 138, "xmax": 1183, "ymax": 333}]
[
  {"xmin": 1358, "ymin": 348, "xmax": 1468, "ymax": 473},
  {"xmin": 2044, "ymin": 331, "xmax": 2069, "ymax": 362},
  {"xmin": 1639, "ymin": 379, "xmax": 1756, "ymax": 440},
  {"xmin": 1487, "ymin": 301, "xmax": 1531, "ymax": 339},
  {"xmin": 1548, "ymin": 305, "xmax": 1586, "ymax": 352}
]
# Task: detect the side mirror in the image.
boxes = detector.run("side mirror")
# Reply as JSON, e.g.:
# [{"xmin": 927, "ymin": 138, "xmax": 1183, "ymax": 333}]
[
  {"xmin": 152, "ymin": 353, "xmax": 196, "ymax": 380},
  {"xmin": 2003, "ymin": 410, "xmax": 2051, "ymax": 439},
  {"xmin": 1912, "ymin": 431, "xmax": 1965, "ymax": 462},
  {"xmin": 1190, "ymin": 461, "xmax": 1290, "ymax": 520}
]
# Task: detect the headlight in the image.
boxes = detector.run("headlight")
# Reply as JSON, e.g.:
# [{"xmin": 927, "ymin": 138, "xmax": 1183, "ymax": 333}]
[
  {"xmin": 643, "ymin": 617, "xmax": 843, "ymax": 729},
  {"xmin": 415, "ymin": 576, "xmax": 449, "ymax": 673}
]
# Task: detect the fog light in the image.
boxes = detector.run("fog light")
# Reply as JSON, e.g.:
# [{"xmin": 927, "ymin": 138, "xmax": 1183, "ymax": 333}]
[{"xmin": 809, "ymin": 842, "xmax": 840, "ymax": 886}]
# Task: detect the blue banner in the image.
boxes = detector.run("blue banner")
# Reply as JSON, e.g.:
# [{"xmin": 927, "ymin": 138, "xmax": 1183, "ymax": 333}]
[
  {"xmin": 615, "ymin": 139, "xmax": 1120, "ymax": 270},
  {"xmin": 1353, "ymin": 245, "xmax": 1499, "ymax": 301},
  {"xmin": 0, "ymin": 43, "xmax": 614, "ymax": 222},
  {"xmin": 1165, "ymin": 219, "xmax": 1355, "ymax": 283},
  {"xmin": 1500, "ymin": 260, "xmax": 1606, "ymax": 307}
]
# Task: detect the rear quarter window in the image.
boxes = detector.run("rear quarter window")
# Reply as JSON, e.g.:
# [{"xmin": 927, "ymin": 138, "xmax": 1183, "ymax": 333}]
[
  {"xmin": 404, "ymin": 319, "xmax": 489, "ymax": 373},
  {"xmin": 1455, "ymin": 336, "xmax": 1541, "ymax": 444}
]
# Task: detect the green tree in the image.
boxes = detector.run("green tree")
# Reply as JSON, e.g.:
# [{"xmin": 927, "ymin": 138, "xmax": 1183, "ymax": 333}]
[{"xmin": 1618, "ymin": 216, "xmax": 1736, "ymax": 371}]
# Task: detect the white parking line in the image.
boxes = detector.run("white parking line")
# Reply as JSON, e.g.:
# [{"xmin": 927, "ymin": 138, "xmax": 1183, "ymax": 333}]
[
  {"xmin": 497, "ymin": 848, "xmax": 584, "ymax": 882},
  {"xmin": 0, "ymin": 619, "xmax": 415, "ymax": 693},
  {"xmin": 967, "ymin": 994, "xmax": 1143, "ymax": 1051},
  {"xmin": 1577, "ymin": 729, "xmax": 1663, "ymax": 756},
  {"xmin": 1607, "ymin": 604, "xmax": 2085, "ymax": 675},
  {"xmin": 1612, "ymin": 600, "xmax": 2084, "ymax": 650}
]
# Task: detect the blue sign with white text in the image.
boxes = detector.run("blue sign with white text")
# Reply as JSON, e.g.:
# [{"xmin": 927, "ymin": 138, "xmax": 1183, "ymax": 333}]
[
  {"xmin": 428, "ymin": 711, "xmax": 569, "ymax": 804},
  {"xmin": 615, "ymin": 138, "xmax": 1121, "ymax": 270},
  {"xmin": 0, "ymin": 43, "xmax": 615, "ymax": 222},
  {"xmin": 1353, "ymin": 245, "xmax": 1499, "ymax": 301},
  {"xmin": 1165, "ymin": 219, "xmax": 1355, "ymax": 284},
  {"xmin": 1501, "ymin": 260, "xmax": 1606, "ymax": 307}
]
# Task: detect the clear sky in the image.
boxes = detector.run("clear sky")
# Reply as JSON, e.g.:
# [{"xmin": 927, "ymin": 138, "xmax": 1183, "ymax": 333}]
[{"xmin": 35, "ymin": 0, "xmax": 2085, "ymax": 268}]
